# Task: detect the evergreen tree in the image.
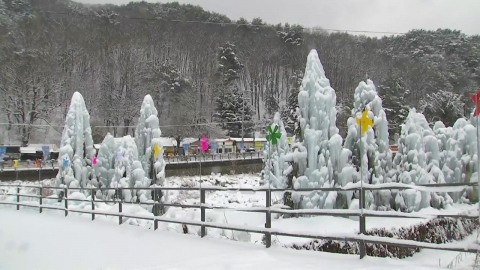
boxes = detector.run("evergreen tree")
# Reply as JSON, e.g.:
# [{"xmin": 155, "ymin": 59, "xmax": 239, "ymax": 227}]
[
  {"xmin": 420, "ymin": 89, "xmax": 465, "ymax": 127},
  {"xmin": 214, "ymin": 85, "xmax": 254, "ymax": 137},
  {"xmin": 217, "ymin": 42, "xmax": 243, "ymax": 85},
  {"xmin": 377, "ymin": 75, "xmax": 410, "ymax": 140},
  {"xmin": 214, "ymin": 42, "xmax": 253, "ymax": 137},
  {"xmin": 281, "ymin": 70, "xmax": 303, "ymax": 135}
]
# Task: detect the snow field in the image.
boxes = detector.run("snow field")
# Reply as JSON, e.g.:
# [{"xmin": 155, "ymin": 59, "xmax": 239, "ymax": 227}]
[{"xmin": 0, "ymin": 208, "xmax": 450, "ymax": 270}]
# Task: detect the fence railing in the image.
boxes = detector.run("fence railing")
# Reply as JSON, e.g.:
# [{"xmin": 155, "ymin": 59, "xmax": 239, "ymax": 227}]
[
  {"xmin": 0, "ymin": 182, "xmax": 479, "ymax": 259},
  {"xmin": 164, "ymin": 152, "xmax": 263, "ymax": 164},
  {"xmin": 0, "ymin": 152, "xmax": 264, "ymax": 172}
]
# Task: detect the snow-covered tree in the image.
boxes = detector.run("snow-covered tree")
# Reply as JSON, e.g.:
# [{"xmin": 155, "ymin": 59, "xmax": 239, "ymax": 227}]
[
  {"xmin": 263, "ymin": 112, "xmax": 291, "ymax": 192},
  {"xmin": 108, "ymin": 135, "xmax": 144, "ymax": 202},
  {"xmin": 424, "ymin": 134, "xmax": 452, "ymax": 208},
  {"xmin": 292, "ymin": 49, "xmax": 339, "ymax": 210},
  {"xmin": 433, "ymin": 120, "xmax": 464, "ymax": 201},
  {"xmin": 344, "ymin": 80, "xmax": 393, "ymax": 210},
  {"xmin": 55, "ymin": 92, "xmax": 96, "ymax": 196},
  {"xmin": 135, "ymin": 95, "xmax": 161, "ymax": 178},
  {"xmin": 393, "ymin": 109, "xmax": 433, "ymax": 212},
  {"xmin": 150, "ymin": 136, "xmax": 167, "ymax": 215},
  {"xmin": 214, "ymin": 42, "xmax": 253, "ymax": 138},
  {"xmin": 421, "ymin": 90, "xmax": 465, "ymax": 127},
  {"xmin": 217, "ymin": 42, "xmax": 243, "ymax": 84},
  {"xmin": 214, "ymin": 85, "xmax": 254, "ymax": 137},
  {"xmin": 377, "ymin": 75, "xmax": 410, "ymax": 140},
  {"xmin": 281, "ymin": 70, "xmax": 303, "ymax": 135},
  {"xmin": 94, "ymin": 133, "xmax": 116, "ymax": 198},
  {"xmin": 135, "ymin": 95, "xmax": 167, "ymax": 214}
]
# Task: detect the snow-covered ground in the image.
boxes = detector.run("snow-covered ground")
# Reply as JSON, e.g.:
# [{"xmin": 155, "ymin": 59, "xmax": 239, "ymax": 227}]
[
  {"xmin": 0, "ymin": 208, "xmax": 455, "ymax": 270},
  {"xmin": 1, "ymin": 174, "xmax": 478, "ymax": 249},
  {"xmin": 406, "ymin": 232, "xmax": 480, "ymax": 269}
]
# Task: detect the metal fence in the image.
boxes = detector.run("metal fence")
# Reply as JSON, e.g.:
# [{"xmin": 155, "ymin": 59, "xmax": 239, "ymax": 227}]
[
  {"xmin": 164, "ymin": 152, "xmax": 263, "ymax": 164},
  {"xmin": 0, "ymin": 182, "xmax": 479, "ymax": 259},
  {"xmin": 0, "ymin": 152, "xmax": 264, "ymax": 171}
]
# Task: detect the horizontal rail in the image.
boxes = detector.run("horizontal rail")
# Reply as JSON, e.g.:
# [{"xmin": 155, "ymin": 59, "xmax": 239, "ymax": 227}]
[
  {"xmin": 3, "ymin": 192, "xmax": 479, "ymax": 219},
  {"xmin": 0, "ymin": 153, "xmax": 264, "ymax": 171},
  {"xmin": 1, "ymin": 182, "xmax": 477, "ymax": 192}
]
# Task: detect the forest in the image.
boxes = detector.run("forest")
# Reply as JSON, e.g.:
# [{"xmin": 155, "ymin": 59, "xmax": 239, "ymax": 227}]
[{"xmin": 0, "ymin": 0, "xmax": 479, "ymax": 146}]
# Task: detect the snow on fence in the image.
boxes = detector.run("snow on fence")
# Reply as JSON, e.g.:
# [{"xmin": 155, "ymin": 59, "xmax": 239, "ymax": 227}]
[{"xmin": 0, "ymin": 182, "xmax": 479, "ymax": 259}]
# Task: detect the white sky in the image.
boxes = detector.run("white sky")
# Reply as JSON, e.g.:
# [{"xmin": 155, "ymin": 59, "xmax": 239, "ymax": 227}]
[{"xmin": 74, "ymin": 0, "xmax": 480, "ymax": 36}]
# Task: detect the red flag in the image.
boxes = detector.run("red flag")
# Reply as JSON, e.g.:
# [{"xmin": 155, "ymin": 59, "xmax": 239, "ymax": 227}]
[{"xmin": 470, "ymin": 90, "xmax": 480, "ymax": 117}]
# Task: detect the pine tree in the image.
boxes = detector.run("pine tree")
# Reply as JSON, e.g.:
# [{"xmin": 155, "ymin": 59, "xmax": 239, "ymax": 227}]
[
  {"xmin": 281, "ymin": 70, "xmax": 303, "ymax": 135},
  {"xmin": 214, "ymin": 42, "xmax": 253, "ymax": 137},
  {"xmin": 214, "ymin": 85, "xmax": 254, "ymax": 137},
  {"xmin": 420, "ymin": 90, "xmax": 465, "ymax": 127},
  {"xmin": 378, "ymin": 75, "xmax": 410, "ymax": 140},
  {"xmin": 217, "ymin": 42, "xmax": 243, "ymax": 85}
]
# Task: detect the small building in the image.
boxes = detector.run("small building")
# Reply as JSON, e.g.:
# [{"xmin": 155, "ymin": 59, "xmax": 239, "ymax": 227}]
[
  {"xmin": 229, "ymin": 137, "xmax": 268, "ymax": 152},
  {"xmin": 215, "ymin": 138, "xmax": 236, "ymax": 154}
]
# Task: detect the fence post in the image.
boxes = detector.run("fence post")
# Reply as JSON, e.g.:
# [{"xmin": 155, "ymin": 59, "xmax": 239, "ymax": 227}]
[
  {"xmin": 154, "ymin": 219, "xmax": 158, "ymax": 230},
  {"xmin": 91, "ymin": 189, "xmax": 95, "ymax": 221},
  {"xmin": 39, "ymin": 187, "xmax": 43, "ymax": 213},
  {"xmin": 64, "ymin": 188, "xmax": 68, "ymax": 216},
  {"xmin": 119, "ymin": 201, "xmax": 123, "ymax": 225},
  {"xmin": 265, "ymin": 189, "xmax": 272, "ymax": 248},
  {"xmin": 200, "ymin": 188, "xmax": 206, "ymax": 237},
  {"xmin": 16, "ymin": 187, "xmax": 20, "ymax": 210},
  {"xmin": 359, "ymin": 188, "xmax": 366, "ymax": 259}
]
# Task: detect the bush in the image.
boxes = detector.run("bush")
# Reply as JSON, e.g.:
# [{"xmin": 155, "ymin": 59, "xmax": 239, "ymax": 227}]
[{"xmin": 266, "ymin": 217, "xmax": 479, "ymax": 259}]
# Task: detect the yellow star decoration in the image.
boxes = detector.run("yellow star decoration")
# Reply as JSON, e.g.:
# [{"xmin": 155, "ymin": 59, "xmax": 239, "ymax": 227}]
[
  {"xmin": 356, "ymin": 110, "xmax": 374, "ymax": 134},
  {"xmin": 153, "ymin": 144, "xmax": 162, "ymax": 158}
]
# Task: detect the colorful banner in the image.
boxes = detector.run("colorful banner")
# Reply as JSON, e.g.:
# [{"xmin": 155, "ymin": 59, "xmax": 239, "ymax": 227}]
[
  {"xmin": 210, "ymin": 142, "xmax": 218, "ymax": 153},
  {"xmin": 183, "ymin": 143, "xmax": 189, "ymax": 155},
  {"xmin": 0, "ymin": 146, "xmax": 6, "ymax": 160},
  {"xmin": 42, "ymin": 146, "xmax": 50, "ymax": 160},
  {"xmin": 200, "ymin": 135, "xmax": 209, "ymax": 153},
  {"xmin": 254, "ymin": 141, "xmax": 263, "ymax": 147}
]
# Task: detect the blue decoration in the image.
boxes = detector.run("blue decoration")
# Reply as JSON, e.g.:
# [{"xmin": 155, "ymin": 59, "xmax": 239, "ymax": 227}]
[
  {"xmin": 183, "ymin": 143, "xmax": 190, "ymax": 155},
  {"xmin": 0, "ymin": 146, "xmax": 6, "ymax": 160},
  {"xmin": 62, "ymin": 158, "xmax": 69, "ymax": 168},
  {"xmin": 42, "ymin": 146, "xmax": 50, "ymax": 160},
  {"xmin": 210, "ymin": 142, "xmax": 218, "ymax": 153}
]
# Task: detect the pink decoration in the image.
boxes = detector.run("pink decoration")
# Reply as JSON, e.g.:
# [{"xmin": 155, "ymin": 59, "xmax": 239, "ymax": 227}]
[
  {"xmin": 200, "ymin": 135, "xmax": 209, "ymax": 153},
  {"xmin": 92, "ymin": 156, "xmax": 97, "ymax": 165}
]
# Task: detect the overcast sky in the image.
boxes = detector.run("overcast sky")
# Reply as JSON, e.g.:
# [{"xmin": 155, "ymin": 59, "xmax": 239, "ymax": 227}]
[{"xmin": 74, "ymin": 0, "xmax": 480, "ymax": 36}]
